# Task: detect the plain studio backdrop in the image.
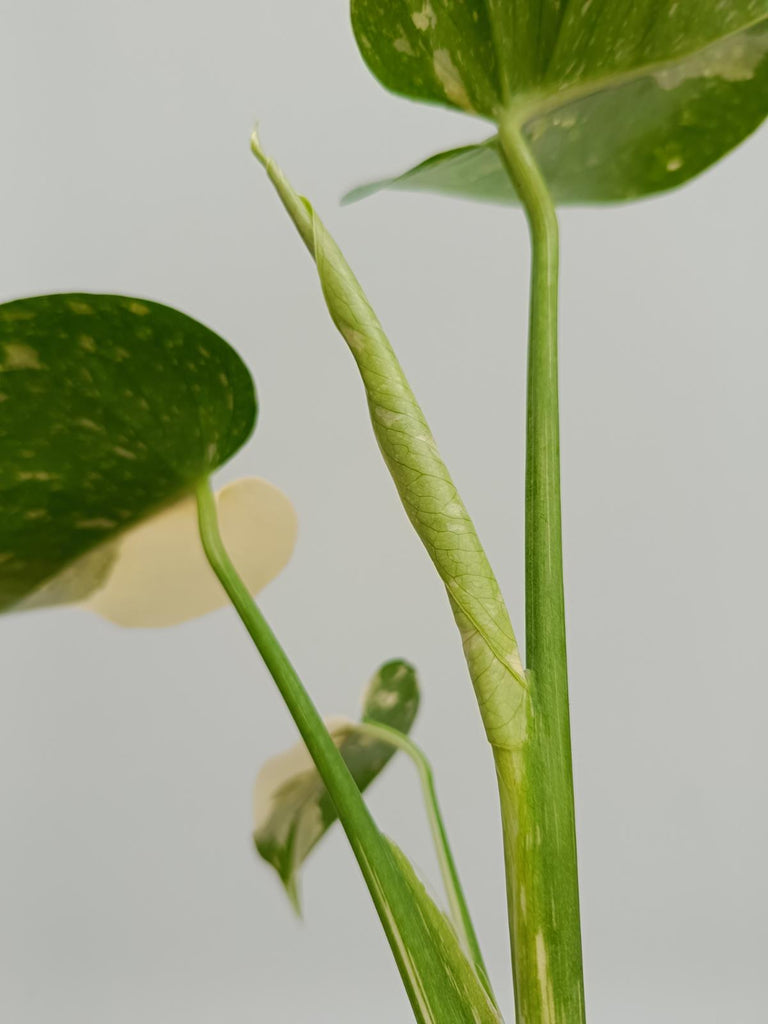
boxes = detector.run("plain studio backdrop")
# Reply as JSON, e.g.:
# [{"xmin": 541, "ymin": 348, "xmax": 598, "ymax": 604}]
[{"xmin": 1, "ymin": 2, "xmax": 766, "ymax": 1023}]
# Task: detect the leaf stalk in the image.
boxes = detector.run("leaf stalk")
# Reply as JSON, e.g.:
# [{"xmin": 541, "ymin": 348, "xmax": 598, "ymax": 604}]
[
  {"xmin": 195, "ymin": 477, "xmax": 500, "ymax": 1023},
  {"xmin": 496, "ymin": 115, "xmax": 586, "ymax": 1024}
]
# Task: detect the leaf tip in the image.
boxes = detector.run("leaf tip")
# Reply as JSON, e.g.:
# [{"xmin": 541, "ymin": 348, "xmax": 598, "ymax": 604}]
[
  {"xmin": 285, "ymin": 876, "xmax": 304, "ymax": 918},
  {"xmin": 250, "ymin": 125, "xmax": 268, "ymax": 169},
  {"xmin": 339, "ymin": 183, "xmax": 371, "ymax": 206}
]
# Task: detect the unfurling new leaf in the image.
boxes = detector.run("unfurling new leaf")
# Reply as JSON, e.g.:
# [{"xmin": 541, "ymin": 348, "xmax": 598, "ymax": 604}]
[{"xmin": 252, "ymin": 134, "xmax": 529, "ymax": 754}]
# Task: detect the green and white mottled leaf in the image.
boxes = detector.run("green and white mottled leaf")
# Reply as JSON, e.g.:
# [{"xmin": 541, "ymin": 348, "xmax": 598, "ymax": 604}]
[
  {"xmin": 350, "ymin": 2, "xmax": 768, "ymax": 203},
  {"xmin": 0, "ymin": 294, "xmax": 256, "ymax": 614},
  {"xmin": 253, "ymin": 657, "xmax": 503, "ymax": 1019},
  {"xmin": 254, "ymin": 660, "xmax": 420, "ymax": 911},
  {"xmin": 252, "ymin": 135, "xmax": 529, "ymax": 753}
]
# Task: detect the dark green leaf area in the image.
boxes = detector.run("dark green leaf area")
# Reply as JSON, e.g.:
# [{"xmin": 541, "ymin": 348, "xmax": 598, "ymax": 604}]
[
  {"xmin": 0, "ymin": 294, "xmax": 256, "ymax": 612},
  {"xmin": 543, "ymin": 0, "xmax": 767, "ymax": 91},
  {"xmin": 346, "ymin": 20, "xmax": 768, "ymax": 205},
  {"xmin": 361, "ymin": 656, "xmax": 420, "ymax": 729},
  {"xmin": 528, "ymin": 33, "xmax": 768, "ymax": 202},
  {"xmin": 254, "ymin": 660, "xmax": 419, "ymax": 911},
  {"xmin": 352, "ymin": 0, "xmax": 767, "ymax": 114},
  {"xmin": 353, "ymin": 0, "xmax": 499, "ymax": 118}
]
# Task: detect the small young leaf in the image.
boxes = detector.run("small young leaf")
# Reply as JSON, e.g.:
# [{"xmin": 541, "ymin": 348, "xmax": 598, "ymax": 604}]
[
  {"xmin": 350, "ymin": 2, "xmax": 768, "ymax": 203},
  {"xmin": 0, "ymin": 294, "xmax": 256, "ymax": 613},
  {"xmin": 253, "ymin": 660, "xmax": 420, "ymax": 911}
]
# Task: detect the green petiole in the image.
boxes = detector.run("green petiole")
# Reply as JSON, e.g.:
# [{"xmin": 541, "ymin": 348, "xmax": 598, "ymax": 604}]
[
  {"xmin": 497, "ymin": 115, "xmax": 586, "ymax": 1024},
  {"xmin": 195, "ymin": 477, "xmax": 500, "ymax": 1024},
  {"xmin": 354, "ymin": 719, "xmax": 492, "ymax": 997}
]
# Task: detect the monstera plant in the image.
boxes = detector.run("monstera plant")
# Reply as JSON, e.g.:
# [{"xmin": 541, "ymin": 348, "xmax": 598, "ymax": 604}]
[{"xmin": 2, "ymin": 3, "xmax": 766, "ymax": 1023}]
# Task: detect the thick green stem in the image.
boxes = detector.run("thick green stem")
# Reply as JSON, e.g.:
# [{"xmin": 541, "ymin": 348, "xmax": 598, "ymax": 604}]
[
  {"xmin": 496, "ymin": 115, "xmax": 586, "ymax": 1024},
  {"xmin": 355, "ymin": 720, "xmax": 491, "ymax": 992}
]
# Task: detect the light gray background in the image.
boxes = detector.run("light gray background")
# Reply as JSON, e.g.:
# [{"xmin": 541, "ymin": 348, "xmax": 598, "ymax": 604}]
[{"xmin": 1, "ymin": 2, "xmax": 766, "ymax": 1022}]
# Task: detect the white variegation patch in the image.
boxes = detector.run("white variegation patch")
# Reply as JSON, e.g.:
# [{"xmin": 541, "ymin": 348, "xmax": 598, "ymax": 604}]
[
  {"xmin": 411, "ymin": 2, "xmax": 436, "ymax": 32},
  {"xmin": 433, "ymin": 49, "xmax": 473, "ymax": 111},
  {"xmin": 2, "ymin": 343, "xmax": 43, "ymax": 370},
  {"xmin": 654, "ymin": 25, "xmax": 768, "ymax": 90}
]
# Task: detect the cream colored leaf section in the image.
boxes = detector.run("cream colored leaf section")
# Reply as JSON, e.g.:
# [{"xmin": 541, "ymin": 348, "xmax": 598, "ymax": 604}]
[
  {"xmin": 86, "ymin": 477, "xmax": 297, "ymax": 627},
  {"xmin": 253, "ymin": 715, "xmax": 354, "ymax": 912},
  {"xmin": 18, "ymin": 541, "xmax": 121, "ymax": 610}
]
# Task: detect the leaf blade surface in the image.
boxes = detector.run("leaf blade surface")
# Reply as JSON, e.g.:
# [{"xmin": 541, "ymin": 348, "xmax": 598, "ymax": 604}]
[
  {"xmin": 0, "ymin": 293, "xmax": 256, "ymax": 612},
  {"xmin": 349, "ymin": 2, "xmax": 768, "ymax": 202}
]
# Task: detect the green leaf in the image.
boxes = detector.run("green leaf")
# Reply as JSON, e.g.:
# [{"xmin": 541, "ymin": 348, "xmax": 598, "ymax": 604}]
[
  {"xmin": 0, "ymin": 294, "xmax": 256, "ymax": 613},
  {"xmin": 350, "ymin": 2, "xmax": 768, "ymax": 203},
  {"xmin": 352, "ymin": 0, "xmax": 500, "ymax": 118},
  {"xmin": 253, "ymin": 659, "xmax": 420, "ymax": 911}
]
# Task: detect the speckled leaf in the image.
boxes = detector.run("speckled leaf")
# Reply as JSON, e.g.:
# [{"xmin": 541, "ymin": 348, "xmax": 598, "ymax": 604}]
[
  {"xmin": 0, "ymin": 294, "xmax": 256, "ymax": 613},
  {"xmin": 353, "ymin": 0, "xmax": 500, "ymax": 118},
  {"xmin": 253, "ymin": 660, "xmax": 419, "ymax": 911},
  {"xmin": 350, "ymin": 2, "xmax": 768, "ymax": 202}
]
